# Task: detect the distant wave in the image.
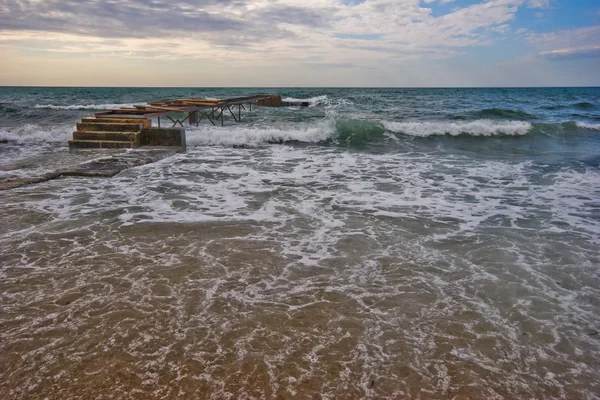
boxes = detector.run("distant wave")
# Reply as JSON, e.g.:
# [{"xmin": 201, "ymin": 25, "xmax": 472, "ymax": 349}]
[
  {"xmin": 382, "ymin": 120, "xmax": 532, "ymax": 137},
  {"xmin": 540, "ymin": 102, "xmax": 596, "ymax": 111},
  {"xmin": 573, "ymin": 102, "xmax": 595, "ymax": 110},
  {"xmin": 472, "ymin": 108, "xmax": 537, "ymax": 120},
  {"xmin": 34, "ymin": 103, "xmax": 145, "ymax": 110},
  {"xmin": 540, "ymin": 105, "xmax": 567, "ymax": 111},
  {"xmin": 570, "ymin": 113, "xmax": 600, "ymax": 121}
]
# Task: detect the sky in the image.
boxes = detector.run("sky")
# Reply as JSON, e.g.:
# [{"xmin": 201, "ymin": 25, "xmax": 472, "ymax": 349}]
[{"xmin": 0, "ymin": 0, "xmax": 598, "ymax": 87}]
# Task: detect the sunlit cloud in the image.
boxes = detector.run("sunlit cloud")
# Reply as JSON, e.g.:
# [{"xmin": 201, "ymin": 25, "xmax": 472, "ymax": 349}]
[{"xmin": 0, "ymin": 0, "xmax": 597, "ymax": 86}]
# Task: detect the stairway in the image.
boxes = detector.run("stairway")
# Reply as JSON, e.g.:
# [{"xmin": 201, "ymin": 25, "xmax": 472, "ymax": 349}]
[{"xmin": 68, "ymin": 117, "xmax": 151, "ymax": 149}]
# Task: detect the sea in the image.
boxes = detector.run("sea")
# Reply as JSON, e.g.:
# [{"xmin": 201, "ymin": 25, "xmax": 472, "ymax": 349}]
[{"xmin": 1, "ymin": 87, "xmax": 599, "ymax": 399}]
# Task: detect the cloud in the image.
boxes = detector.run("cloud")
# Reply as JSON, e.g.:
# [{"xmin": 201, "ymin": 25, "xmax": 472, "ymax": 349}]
[
  {"xmin": 525, "ymin": 25, "xmax": 600, "ymax": 61},
  {"xmin": 0, "ymin": 1, "xmax": 523, "ymax": 42},
  {"xmin": 526, "ymin": 0, "xmax": 551, "ymax": 8},
  {"xmin": 0, "ymin": 0, "xmax": 575, "ymax": 75},
  {"xmin": 0, "ymin": 1, "xmax": 308, "ymax": 42},
  {"xmin": 537, "ymin": 46, "xmax": 600, "ymax": 60}
]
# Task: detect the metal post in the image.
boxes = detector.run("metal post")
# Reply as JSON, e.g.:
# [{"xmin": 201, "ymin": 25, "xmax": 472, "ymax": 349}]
[
  {"xmin": 189, "ymin": 111, "xmax": 198, "ymax": 126},
  {"xmin": 158, "ymin": 116, "xmax": 161, "ymax": 128},
  {"xmin": 221, "ymin": 107, "xmax": 224, "ymax": 126},
  {"xmin": 227, "ymin": 106, "xmax": 238, "ymax": 122},
  {"xmin": 238, "ymin": 104, "xmax": 241, "ymax": 122}
]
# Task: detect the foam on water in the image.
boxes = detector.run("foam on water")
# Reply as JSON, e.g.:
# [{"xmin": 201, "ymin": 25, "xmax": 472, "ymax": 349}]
[
  {"xmin": 2, "ymin": 86, "xmax": 600, "ymax": 398},
  {"xmin": 2, "ymin": 144, "xmax": 599, "ymax": 398},
  {"xmin": 185, "ymin": 118, "xmax": 337, "ymax": 146},
  {"xmin": 0, "ymin": 124, "xmax": 73, "ymax": 143},
  {"xmin": 382, "ymin": 119, "xmax": 533, "ymax": 136},
  {"xmin": 282, "ymin": 95, "xmax": 329, "ymax": 106},
  {"xmin": 34, "ymin": 103, "xmax": 147, "ymax": 110},
  {"xmin": 576, "ymin": 121, "xmax": 600, "ymax": 130}
]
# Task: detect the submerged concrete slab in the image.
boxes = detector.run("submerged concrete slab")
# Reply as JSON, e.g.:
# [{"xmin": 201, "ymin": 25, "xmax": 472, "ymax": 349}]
[
  {"xmin": 83, "ymin": 117, "xmax": 151, "ymax": 128},
  {"xmin": 68, "ymin": 140, "xmax": 138, "ymax": 149},
  {"xmin": 73, "ymin": 131, "xmax": 140, "ymax": 143},
  {"xmin": 60, "ymin": 149, "xmax": 177, "ymax": 177},
  {"xmin": 76, "ymin": 122, "xmax": 143, "ymax": 132},
  {"xmin": 0, "ymin": 149, "xmax": 177, "ymax": 191}
]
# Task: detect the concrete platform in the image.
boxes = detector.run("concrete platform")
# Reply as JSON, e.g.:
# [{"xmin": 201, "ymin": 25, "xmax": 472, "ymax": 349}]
[
  {"xmin": 73, "ymin": 131, "xmax": 140, "ymax": 142},
  {"xmin": 0, "ymin": 149, "xmax": 178, "ymax": 191},
  {"xmin": 76, "ymin": 122, "xmax": 144, "ymax": 132},
  {"xmin": 68, "ymin": 140, "xmax": 138, "ymax": 149}
]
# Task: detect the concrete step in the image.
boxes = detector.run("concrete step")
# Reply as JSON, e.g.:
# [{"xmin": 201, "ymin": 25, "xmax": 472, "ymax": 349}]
[
  {"xmin": 73, "ymin": 131, "xmax": 140, "ymax": 142},
  {"xmin": 68, "ymin": 140, "xmax": 138, "ymax": 149},
  {"xmin": 76, "ymin": 122, "xmax": 143, "ymax": 132},
  {"xmin": 82, "ymin": 117, "xmax": 151, "ymax": 128}
]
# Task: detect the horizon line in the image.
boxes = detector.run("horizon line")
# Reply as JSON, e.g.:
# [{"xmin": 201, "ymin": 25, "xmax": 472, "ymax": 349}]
[{"xmin": 1, "ymin": 85, "xmax": 599, "ymax": 89}]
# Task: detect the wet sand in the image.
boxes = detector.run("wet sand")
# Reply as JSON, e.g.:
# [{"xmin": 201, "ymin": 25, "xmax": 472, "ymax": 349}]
[{"xmin": 1, "ymin": 145, "xmax": 600, "ymax": 399}]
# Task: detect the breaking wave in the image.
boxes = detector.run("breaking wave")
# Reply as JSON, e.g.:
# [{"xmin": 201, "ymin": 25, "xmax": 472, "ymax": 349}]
[
  {"xmin": 186, "ymin": 118, "xmax": 537, "ymax": 147},
  {"xmin": 282, "ymin": 95, "xmax": 329, "ymax": 106},
  {"xmin": 185, "ymin": 118, "xmax": 336, "ymax": 146},
  {"xmin": 576, "ymin": 122, "xmax": 600, "ymax": 130},
  {"xmin": 0, "ymin": 124, "xmax": 73, "ymax": 143},
  {"xmin": 0, "ymin": 118, "xmax": 596, "ymax": 149},
  {"xmin": 382, "ymin": 120, "xmax": 532, "ymax": 137}
]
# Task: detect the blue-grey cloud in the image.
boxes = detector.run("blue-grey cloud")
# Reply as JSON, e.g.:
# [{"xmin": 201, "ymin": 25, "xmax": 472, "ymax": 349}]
[{"xmin": 0, "ymin": 0, "xmax": 331, "ymax": 42}]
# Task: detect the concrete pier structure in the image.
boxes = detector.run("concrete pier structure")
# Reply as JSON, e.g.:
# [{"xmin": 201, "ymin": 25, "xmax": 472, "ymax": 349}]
[{"xmin": 68, "ymin": 94, "xmax": 304, "ymax": 150}]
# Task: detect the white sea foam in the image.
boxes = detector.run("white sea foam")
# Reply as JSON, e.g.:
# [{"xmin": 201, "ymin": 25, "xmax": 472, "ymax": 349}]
[
  {"xmin": 576, "ymin": 122, "xmax": 600, "ymax": 130},
  {"xmin": 34, "ymin": 103, "xmax": 146, "ymax": 110},
  {"xmin": 382, "ymin": 119, "xmax": 532, "ymax": 137},
  {"xmin": 282, "ymin": 95, "xmax": 329, "ymax": 106},
  {"xmin": 0, "ymin": 124, "xmax": 73, "ymax": 143},
  {"xmin": 185, "ymin": 119, "xmax": 336, "ymax": 146},
  {"xmin": 3, "ymin": 143, "xmax": 600, "ymax": 398}
]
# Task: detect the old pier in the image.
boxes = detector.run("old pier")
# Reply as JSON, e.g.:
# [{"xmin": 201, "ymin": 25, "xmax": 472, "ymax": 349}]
[
  {"xmin": 1, "ymin": 94, "xmax": 308, "ymax": 190},
  {"xmin": 69, "ymin": 94, "xmax": 306, "ymax": 150}
]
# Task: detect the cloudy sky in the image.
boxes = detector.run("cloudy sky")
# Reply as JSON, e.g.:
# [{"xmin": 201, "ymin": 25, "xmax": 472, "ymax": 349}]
[{"xmin": 0, "ymin": 0, "xmax": 598, "ymax": 86}]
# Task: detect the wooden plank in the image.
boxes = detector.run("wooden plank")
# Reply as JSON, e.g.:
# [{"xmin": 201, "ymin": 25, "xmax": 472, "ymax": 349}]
[
  {"xmin": 178, "ymin": 101, "xmax": 223, "ymax": 107},
  {"xmin": 178, "ymin": 98, "xmax": 221, "ymax": 103},
  {"xmin": 136, "ymin": 105, "xmax": 187, "ymax": 112},
  {"xmin": 97, "ymin": 109, "xmax": 149, "ymax": 114}
]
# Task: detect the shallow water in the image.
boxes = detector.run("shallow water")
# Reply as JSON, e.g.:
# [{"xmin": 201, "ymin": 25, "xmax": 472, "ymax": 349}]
[{"xmin": 1, "ymin": 87, "xmax": 600, "ymax": 399}]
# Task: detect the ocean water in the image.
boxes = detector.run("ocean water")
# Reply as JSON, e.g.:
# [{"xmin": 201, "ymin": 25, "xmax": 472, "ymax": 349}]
[{"xmin": 1, "ymin": 87, "xmax": 599, "ymax": 399}]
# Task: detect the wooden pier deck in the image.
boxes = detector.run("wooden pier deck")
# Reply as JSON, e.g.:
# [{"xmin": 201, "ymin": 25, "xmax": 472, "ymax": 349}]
[{"xmin": 69, "ymin": 94, "xmax": 305, "ymax": 150}]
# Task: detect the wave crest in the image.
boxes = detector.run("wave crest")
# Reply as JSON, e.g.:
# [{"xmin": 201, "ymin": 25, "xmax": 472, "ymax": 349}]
[
  {"xmin": 576, "ymin": 122, "xmax": 600, "ymax": 130},
  {"xmin": 382, "ymin": 120, "xmax": 532, "ymax": 137},
  {"xmin": 186, "ymin": 119, "xmax": 336, "ymax": 146},
  {"xmin": 281, "ymin": 95, "xmax": 329, "ymax": 106},
  {"xmin": 0, "ymin": 124, "xmax": 73, "ymax": 143}
]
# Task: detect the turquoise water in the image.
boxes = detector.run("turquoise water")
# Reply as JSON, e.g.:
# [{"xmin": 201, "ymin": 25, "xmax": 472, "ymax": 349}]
[{"xmin": 1, "ymin": 87, "xmax": 599, "ymax": 398}]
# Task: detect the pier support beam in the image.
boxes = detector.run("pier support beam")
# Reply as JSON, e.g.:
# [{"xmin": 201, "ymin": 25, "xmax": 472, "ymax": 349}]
[
  {"xmin": 140, "ymin": 128, "xmax": 186, "ymax": 152},
  {"xmin": 189, "ymin": 111, "xmax": 198, "ymax": 126}
]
